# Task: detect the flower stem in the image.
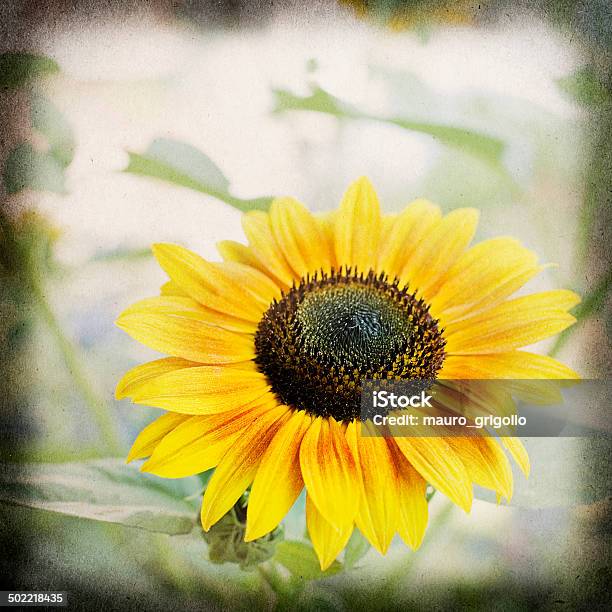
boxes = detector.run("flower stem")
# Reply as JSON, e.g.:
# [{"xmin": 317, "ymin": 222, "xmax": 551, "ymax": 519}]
[{"xmin": 29, "ymin": 269, "xmax": 122, "ymax": 455}]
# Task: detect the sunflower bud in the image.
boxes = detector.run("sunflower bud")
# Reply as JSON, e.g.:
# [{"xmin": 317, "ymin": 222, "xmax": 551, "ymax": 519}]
[{"xmin": 202, "ymin": 494, "xmax": 283, "ymax": 570}]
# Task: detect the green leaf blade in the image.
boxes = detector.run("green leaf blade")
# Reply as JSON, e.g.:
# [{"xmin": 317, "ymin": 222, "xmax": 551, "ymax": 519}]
[
  {"xmin": 272, "ymin": 86, "xmax": 349, "ymax": 117},
  {"xmin": 124, "ymin": 138, "xmax": 272, "ymax": 212},
  {"xmin": 274, "ymin": 540, "xmax": 342, "ymax": 580},
  {"xmin": 388, "ymin": 118, "xmax": 505, "ymax": 162},
  {"xmin": 0, "ymin": 459, "xmax": 201, "ymax": 535},
  {"xmin": 125, "ymin": 150, "xmax": 218, "ymax": 197},
  {"xmin": 145, "ymin": 138, "xmax": 230, "ymax": 193},
  {"xmin": 273, "ymin": 85, "xmax": 507, "ymax": 166}
]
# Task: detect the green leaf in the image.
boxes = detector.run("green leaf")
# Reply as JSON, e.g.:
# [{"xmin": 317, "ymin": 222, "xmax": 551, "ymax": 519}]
[
  {"xmin": 141, "ymin": 138, "xmax": 231, "ymax": 193},
  {"xmin": 0, "ymin": 52, "xmax": 60, "ymax": 90},
  {"xmin": 556, "ymin": 66, "xmax": 611, "ymax": 108},
  {"xmin": 0, "ymin": 459, "xmax": 200, "ymax": 535},
  {"xmin": 343, "ymin": 529, "xmax": 370, "ymax": 570},
  {"xmin": 31, "ymin": 94, "xmax": 76, "ymax": 167},
  {"xmin": 124, "ymin": 138, "xmax": 273, "ymax": 212},
  {"xmin": 3, "ymin": 142, "xmax": 66, "ymax": 194},
  {"xmin": 274, "ymin": 540, "xmax": 342, "ymax": 580},
  {"xmin": 389, "ymin": 117, "xmax": 505, "ymax": 161},
  {"xmin": 272, "ymin": 87, "xmax": 349, "ymax": 117},
  {"xmin": 272, "ymin": 85, "xmax": 506, "ymax": 165}
]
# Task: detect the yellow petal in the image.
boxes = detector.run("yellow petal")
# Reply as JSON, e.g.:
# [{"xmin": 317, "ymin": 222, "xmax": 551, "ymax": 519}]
[
  {"xmin": 214, "ymin": 261, "xmax": 282, "ymax": 307},
  {"xmin": 217, "ymin": 239, "xmax": 277, "ymax": 279},
  {"xmin": 242, "ymin": 211, "xmax": 296, "ymax": 287},
  {"xmin": 440, "ymin": 266, "xmax": 546, "ymax": 326},
  {"xmin": 152, "ymin": 243, "xmax": 264, "ymax": 321},
  {"xmin": 439, "ymin": 352, "xmax": 580, "ymax": 408},
  {"xmin": 126, "ymin": 412, "xmax": 188, "ymax": 462},
  {"xmin": 270, "ymin": 197, "xmax": 332, "ymax": 277},
  {"xmin": 500, "ymin": 436, "xmax": 530, "ymax": 477},
  {"xmin": 119, "ymin": 295, "xmax": 257, "ymax": 335},
  {"xmin": 446, "ymin": 436, "xmax": 513, "ymax": 500},
  {"xmin": 376, "ymin": 199, "xmax": 441, "ymax": 278},
  {"xmin": 390, "ymin": 442, "xmax": 428, "ymax": 550},
  {"xmin": 400, "ymin": 208, "xmax": 479, "ymax": 299},
  {"xmin": 428, "ymin": 237, "xmax": 540, "ymax": 319},
  {"xmin": 129, "ymin": 364, "xmax": 271, "ymax": 414},
  {"xmin": 160, "ymin": 280, "xmax": 189, "ymax": 297},
  {"xmin": 334, "ymin": 176, "xmax": 382, "ymax": 273},
  {"xmin": 437, "ymin": 363, "xmax": 572, "ymax": 408},
  {"xmin": 444, "ymin": 290, "xmax": 580, "ymax": 354},
  {"xmin": 380, "ymin": 213, "xmax": 397, "ymax": 243},
  {"xmin": 393, "ymin": 435, "xmax": 473, "ymax": 512},
  {"xmin": 245, "ymin": 410, "xmax": 311, "ymax": 541},
  {"xmin": 121, "ymin": 295, "xmax": 210, "ymax": 319},
  {"xmin": 141, "ymin": 398, "xmax": 277, "ymax": 478},
  {"xmin": 299, "ymin": 417, "xmax": 360, "ymax": 530},
  {"xmin": 147, "ymin": 293, "xmax": 258, "ymax": 333},
  {"xmin": 115, "ymin": 357, "xmax": 199, "ymax": 400},
  {"xmin": 116, "ymin": 312, "xmax": 255, "ymax": 364},
  {"xmin": 438, "ymin": 352, "xmax": 578, "ymax": 405},
  {"xmin": 426, "ymin": 383, "xmax": 518, "ymax": 440},
  {"xmin": 306, "ymin": 494, "xmax": 353, "ymax": 571},
  {"xmin": 439, "ymin": 351, "xmax": 580, "ymax": 380},
  {"xmin": 346, "ymin": 422, "xmax": 398, "ymax": 554},
  {"xmin": 200, "ymin": 404, "xmax": 291, "ymax": 530},
  {"xmin": 316, "ymin": 211, "xmax": 337, "ymax": 271}
]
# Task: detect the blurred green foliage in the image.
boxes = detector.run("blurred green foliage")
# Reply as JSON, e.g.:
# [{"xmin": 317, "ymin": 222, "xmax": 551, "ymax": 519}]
[
  {"xmin": 1, "ymin": 53, "xmax": 74, "ymax": 195},
  {"xmin": 557, "ymin": 65, "xmax": 611, "ymax": 108},
  {"xmin": 4, "ymin": 142, "xmax": 67, "ymax": 194},
  {"xmin": 553, "ymin": 58, "xmax": 611, "ymax": 354},
  {"xmin": 551, "ymin": 270, "xmax": 612, "ymax": 356},
  {"xmin": 0, "ymin": 52, "xmax": 59, "ymax": 90},
  {"xmin": 340, "ymin": 0, "xmax": 482, "ymax": 32},
  {"xmin": 31, "ymin": 94, "xmax": 76, "ymax": 168},
  {"xmin": 0, "ymin": 212, "xmax": 59, "ymax": 459}
]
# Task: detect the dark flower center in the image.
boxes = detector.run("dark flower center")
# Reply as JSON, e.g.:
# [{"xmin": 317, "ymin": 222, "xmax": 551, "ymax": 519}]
[{"xmin": 254, "ymin": 268, "xmax": 446, "ymax": 422}]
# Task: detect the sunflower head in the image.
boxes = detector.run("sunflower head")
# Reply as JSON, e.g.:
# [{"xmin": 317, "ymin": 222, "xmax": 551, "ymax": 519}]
[
  {"xmin": 255, "ymin": 267, "xmax": 445, "ymax": 421},
  {"xmin": 117, "ymin": 176, "xmax": 579, "ymax": 570}
]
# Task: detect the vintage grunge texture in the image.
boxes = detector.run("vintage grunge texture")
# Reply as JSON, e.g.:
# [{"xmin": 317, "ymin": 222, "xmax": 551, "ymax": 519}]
[{"xmin": 0, "ymin": 1, "xmax": 610, "ymax": 609}]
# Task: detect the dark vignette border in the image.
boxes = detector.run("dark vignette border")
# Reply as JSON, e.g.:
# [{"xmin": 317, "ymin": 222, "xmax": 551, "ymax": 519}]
[{"xmin": 0, "ymin": 1, "xmax": 609, "ymax": 609}]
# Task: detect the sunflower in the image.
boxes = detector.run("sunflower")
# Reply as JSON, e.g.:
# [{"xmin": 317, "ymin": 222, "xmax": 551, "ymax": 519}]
[{"xmin": 116, "ymin": 177, "xmax": 579, "ymax": 570}]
